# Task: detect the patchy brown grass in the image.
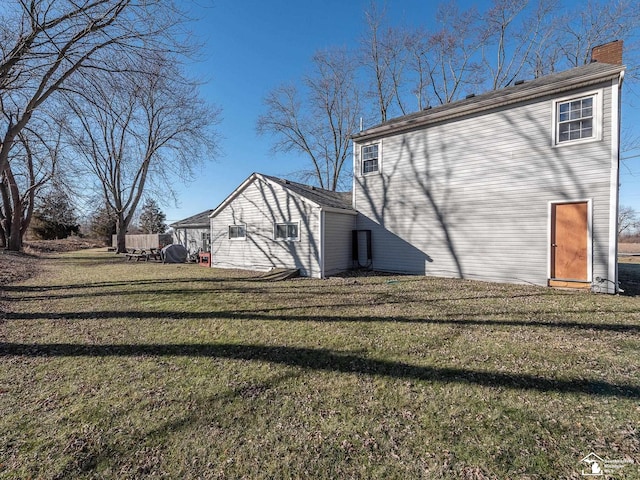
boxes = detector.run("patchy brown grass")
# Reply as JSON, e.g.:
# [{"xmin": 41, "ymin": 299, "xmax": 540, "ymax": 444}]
[
  {"xmin": 0, "ymin": 250, "xmax": 39, "ymax": 285},
  {"xmin": 619, "ymin": 242, "xmax": 640, "ymax": 254},
  {"xmin": 23, "ymin": 237, "xmax": 104, "ymax": 255},
  {"xmin": 1, "ymin": 248, "xmax": 639, "ymax": 479},
  {"xmin": 0, "ymin": 238, "xmax": 101, "ymax": 286}
]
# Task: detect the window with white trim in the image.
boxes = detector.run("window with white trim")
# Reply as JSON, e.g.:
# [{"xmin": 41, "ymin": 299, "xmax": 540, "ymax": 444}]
[
  {"xmin": 274, "ymin": 222, "xmax": 299, "ymax": 241},
  {"xmin": 228, "ymin": 224, "xmax": 246, "ymax": 240},
  {"xmin": 201, "ymin": 232, "xmax": 211, "ymax": 251},
  {"xmin": 361, "ymin": 143, "xmax": 379, "ymax": 174},
  {"xmin": 553, "ymin": 92, "xmax": 600, "ymax": 145}
]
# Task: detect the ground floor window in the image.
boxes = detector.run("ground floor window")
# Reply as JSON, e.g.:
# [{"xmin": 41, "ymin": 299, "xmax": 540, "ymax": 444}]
[
  {"xmin": 274, "ymin": 222, "xmax": 299, "ymax": 241},
  {"xmin": 201, "ymin": 232, "xmax": 211, "ymax": 251},
  {"xmin": 228, "ymin": 225, "xmax": 246, "ymax": 240}
]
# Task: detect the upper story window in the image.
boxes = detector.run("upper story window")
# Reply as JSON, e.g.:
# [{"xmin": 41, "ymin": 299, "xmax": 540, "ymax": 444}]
[
  {"xmin": 362, "ymin": 144, "xmax": 379, "ymax": 174},
  {"xmin": 553, "ymin": 91, "xmax": 601, "ymax": 146},
  {"xmin": 275, "ymin": 222, "xmax": 299, "ymax": 241},
  {"xmin": 228, "ymin": 224, "xmax": 246, "ymax": 240}
]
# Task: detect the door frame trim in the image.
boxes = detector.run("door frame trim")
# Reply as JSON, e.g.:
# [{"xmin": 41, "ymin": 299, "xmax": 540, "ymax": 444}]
[{"xmin": 547, "ymin": 199, "xmax": 592, "ymax": 283}]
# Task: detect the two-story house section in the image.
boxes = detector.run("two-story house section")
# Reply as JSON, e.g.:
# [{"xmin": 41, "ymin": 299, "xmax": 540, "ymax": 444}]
[{"xmin": 351, "ymin": 41, "xmax": 625, "ymax": 293}]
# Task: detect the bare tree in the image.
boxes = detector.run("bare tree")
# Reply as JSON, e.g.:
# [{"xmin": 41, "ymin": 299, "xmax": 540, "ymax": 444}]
[
  {"xmin": 369, "ymin": 0, "xmax": 639, "ymax": 111},
  {"xmin": 618, "ymin": 205, "xmax": 639, "ymax": 237},
  {"xmin": 405, "ymin": 27, "xmax": 434, "ymax": 111},
  {"xmin": 479, "ymin": 0, "xmax": 556, "ymax": 89},
  {"xmin": 0, "ymin": 121, "xmax": 60, "ymax": 250},
  {"xmin": 423, "ymin": 4, "xmax": 485, "ymax": 104},
  {"xmin": 257, "ymin": 49, "xmax": 359, "ymax": 191},
  {"xmin": 556, "ymin": 0, "xmax": 640, "ymax": 69},
  {"xmin": 360, "ymin": 2, "xmax": 410, "ymax": 122},
  {"xmin": 0, "ymin": 0, "xmax": 188, "ymax": 177},
  {"xmin": 65, "ymin": 56, "xmax": 220, "ymax": 253}
]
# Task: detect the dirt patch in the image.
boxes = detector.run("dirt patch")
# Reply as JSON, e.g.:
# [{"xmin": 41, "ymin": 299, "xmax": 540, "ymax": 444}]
[
  {"xmin": 1, "ymin": 238, "xmax": 102, "ymax": 285},
  {"xmin": 23, "ymin": 237, "xmax": 103, "ymax": 255},
  {"xmin": 0, "ymin": 250, "xmax": 40, "ymax": 285}
]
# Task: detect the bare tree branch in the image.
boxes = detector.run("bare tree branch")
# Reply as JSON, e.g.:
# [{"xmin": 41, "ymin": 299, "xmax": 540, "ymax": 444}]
[
  {"xmin": 257, "ymin": 48, "xmax": 359, "ymax": 191},
  {"xmin": 0, "ymin": 0, "xmax": 193, "ymax": 176},
  {"xmin": 64, "ymin": 54, "xmax": 220, "ymax": 253}
]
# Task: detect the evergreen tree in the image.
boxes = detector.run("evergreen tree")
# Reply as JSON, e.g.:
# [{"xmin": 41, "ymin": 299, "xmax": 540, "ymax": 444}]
[
  {"xmin": 31, "ymin": 187, "xmax": 79, "ymax": 240},
  {"xmin": 88, "ymin": 205, "xmax": 118, "ymax": 245},
  {"xmin": 139, "ymin": 199, "xmax": 167, "ymax": 234}
]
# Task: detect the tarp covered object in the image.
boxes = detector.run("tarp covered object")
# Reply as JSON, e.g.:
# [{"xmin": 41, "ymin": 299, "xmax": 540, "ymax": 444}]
[{"xmin": 162, "ymin": 244, "xmax": 188, "ymax": 263}]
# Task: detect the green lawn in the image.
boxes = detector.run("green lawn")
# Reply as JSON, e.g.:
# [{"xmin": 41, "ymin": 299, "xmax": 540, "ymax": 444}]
[{"xmin": 1, "ymin": 249, "xmax": 639, "ymax": 479}]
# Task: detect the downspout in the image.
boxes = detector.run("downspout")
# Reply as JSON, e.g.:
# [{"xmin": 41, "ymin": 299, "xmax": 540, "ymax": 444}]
[
  {"xmin": 319, "ymin": 208, "xmax": 325, "ymax": 278},
  {"xmin": 352, "ymin": 142, "xmax": 357, "ymax": 211},
  {"xmin": 609, "ymin": 70, "xmax": 624, "ymax": 293}
]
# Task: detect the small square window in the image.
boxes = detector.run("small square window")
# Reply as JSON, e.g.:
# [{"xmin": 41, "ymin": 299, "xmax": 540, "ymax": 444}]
[
  {"xmin": 228, "ymin": 225, "xmax": 246, "ymax": 239},
  {"xmin": 274, "ymin": 222, "xmax": 299, "ymax": 241},
  {"xmin": 362, "ymin": 144, "xmax": 379, "ymax": 174}
]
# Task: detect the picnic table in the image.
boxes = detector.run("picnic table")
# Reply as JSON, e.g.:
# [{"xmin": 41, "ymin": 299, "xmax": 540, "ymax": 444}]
[
  {"xmin": 147, "ymin": 248, "xmax": 161, "ymax": 261},
  {"xmin": 124, "ymin": 248, "xmax": 162, "ymax": 261}
]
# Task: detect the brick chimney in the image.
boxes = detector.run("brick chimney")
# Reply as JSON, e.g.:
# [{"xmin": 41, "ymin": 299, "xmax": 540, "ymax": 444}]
[{"xmin": 591, "ymin": 40, "xmax": 623, "ymax": 65}]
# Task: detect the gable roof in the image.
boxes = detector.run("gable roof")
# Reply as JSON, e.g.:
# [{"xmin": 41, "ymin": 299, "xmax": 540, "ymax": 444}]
[
  {"xmin": 169, "ymin": 209, "xmax": 214, "ymax": 228},
  {"xmin": 210, "ymin": 172, "xmax": 354, "ymax": 218},
  {"xmin": 352, "ymin": 61, "xmax": 625, "ymax": 142}
]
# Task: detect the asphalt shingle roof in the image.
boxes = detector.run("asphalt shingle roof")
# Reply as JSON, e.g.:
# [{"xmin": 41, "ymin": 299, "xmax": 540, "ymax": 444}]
[
  {"xmin": 261, "ymin": 175, "xmax": 353, "ymax": 211},
  {"xmin": 169, "ymin": 209, "xmax": 213, "ymax": 228}
]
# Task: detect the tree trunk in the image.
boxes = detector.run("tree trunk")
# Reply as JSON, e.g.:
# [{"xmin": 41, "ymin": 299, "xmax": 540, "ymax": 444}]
[
  {"xmin": 0, "ymin": 174, "xmax": 10, "ymax": 249},
  {"xmin": 1, "ymin": 166, "xmax": 25, "ymax": 251},
  {"xmin": 115, "ymin": 214, "xmax": 127, "ymax": 253},
  {"xmin": 6, "ymin": 221, "xmax": 22, "ymax": 251}
]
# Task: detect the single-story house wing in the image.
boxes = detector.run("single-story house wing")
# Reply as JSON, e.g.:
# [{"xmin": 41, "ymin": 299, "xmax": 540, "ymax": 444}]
[
  {"xmin": 210, "ymin": 173, "xmax": 356, "ymax": 278},
  {"xmin": 170, "ymin": 209, "xmax": 213, "ymax": 254}
]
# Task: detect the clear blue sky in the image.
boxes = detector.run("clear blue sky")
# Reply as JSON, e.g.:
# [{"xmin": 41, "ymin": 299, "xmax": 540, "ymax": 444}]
[{"xmin": 163, "ymin": 0, "xmax": 640, "ymax": 224}]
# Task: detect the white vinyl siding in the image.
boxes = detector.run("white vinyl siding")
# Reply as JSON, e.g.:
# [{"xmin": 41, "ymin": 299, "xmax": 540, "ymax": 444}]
[
  {"xmin": 354, "ymin": 81, "xmax": 615, "ymax": 291},
  {"xmin": 211, "ymin": 178, "xmax": 321, "ymax": 277},
  {"xmin": 323, "ymin": 212, "xmax": 356, "ymax": 276},
  {"xmin": 173, "ymin": 227, "xmax": 210, "ymax": 254}
]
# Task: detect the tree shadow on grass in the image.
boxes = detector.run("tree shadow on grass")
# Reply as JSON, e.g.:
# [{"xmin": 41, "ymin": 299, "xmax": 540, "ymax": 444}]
[
  {"xmin": 53, "ymin": 369, "xmax": 300, "ymax": 478},
  {"xmin": 4, "ymin": 308, "xmax": 639, "ymax": 333},
  {"xmin": 1, "ymin": 342, "xmax": 638, "ymax": 399},
  {"xmin": 618, "ymin": 262, "xmax": 640, "ymax": 296},
  {"xmin": 0, "ymin": 274, "xmax": 265, "ymax": 293}
]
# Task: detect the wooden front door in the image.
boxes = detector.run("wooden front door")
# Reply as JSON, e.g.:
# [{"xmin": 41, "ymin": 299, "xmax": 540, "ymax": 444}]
[{"xmin": 550, "ymin": 202, "xmax": 589, "ymax": 282}]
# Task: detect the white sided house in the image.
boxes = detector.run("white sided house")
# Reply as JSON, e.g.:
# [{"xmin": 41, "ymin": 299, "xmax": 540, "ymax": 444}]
[
  {"xmin": 170, "ymin": 209, "xmax": 213, "ymax": 254},
  {"xmin": 210, "ymin": 173, "xmax": 356, "ymax": 278},
  {"xmin": 351, "ymin": 41, "xmax": 625, "ymax": 293}
]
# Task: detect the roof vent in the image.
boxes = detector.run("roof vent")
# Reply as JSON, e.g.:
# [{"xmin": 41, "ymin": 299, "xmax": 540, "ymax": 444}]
[
  {"xmin": 466, "ymin": 93, "xmax": 475, "ymax": 99},
  {"xmin": 284, "ymin": 180, "xmax": 290, "ymax": 184},
  {"xmin": 311, "ymin": 186, "xmax": 316, "ymax": 190},
  {"xmin": 423, "ymin": 105, "xmax": 432, "ymax": 110},
  {"xmin": 514, "ymin": 79, "xmax": 525, "ymax": 85}
]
